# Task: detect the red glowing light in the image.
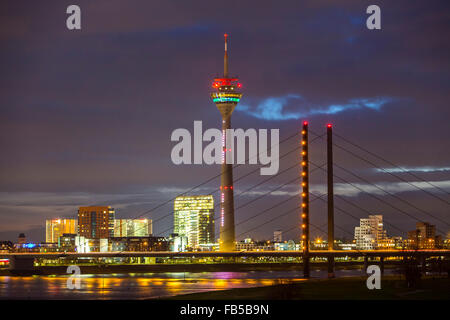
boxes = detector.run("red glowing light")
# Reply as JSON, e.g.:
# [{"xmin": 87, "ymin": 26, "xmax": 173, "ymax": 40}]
[
  {"xmin": 327, "ymin": 123, "xmax": 332, "ymax": 128},
  {"xmin": 237, "ymin": 83, "xmax": 242, "ymax": 88},
  {"xmin": 214, "ymin": 78, "xmax": 238, "ymax": 87},
  {"xmin": 303, "ymin": 121, "xmax": 308, "ymax": 126},
  {"xmin": 224, "ymin": 33, "xmax": 228, "ymax": 38}
]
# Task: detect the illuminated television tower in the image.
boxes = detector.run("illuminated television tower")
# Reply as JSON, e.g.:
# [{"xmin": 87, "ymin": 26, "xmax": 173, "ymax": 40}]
[{"xmin": 211, "ymin": 34, "xmax": 242, "ymax": 251}]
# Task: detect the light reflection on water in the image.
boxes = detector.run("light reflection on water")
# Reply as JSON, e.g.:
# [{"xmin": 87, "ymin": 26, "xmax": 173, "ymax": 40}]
[{"xmin": 0, "ymin": 269, "xmax": 368, "ymax": 300}]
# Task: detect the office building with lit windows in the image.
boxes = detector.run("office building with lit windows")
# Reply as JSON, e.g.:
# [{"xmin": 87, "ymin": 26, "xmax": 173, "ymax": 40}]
[
  {"xmin": 114, "ymin": 219, "xmax": 153, "ymax": 237},
  {"xmin": 407, "ymin": 222, "xmax": 440, "ymax": 249},
  {"xmin": 110, "ymin": 236, "xmax": 169, "ymax": 252},
  {"xmin": 78, "ymin": 206, "xmax": 115, "ymax": 239},
  {"xmin": 45, "ymin": 219, "xmax": 77, "ymax": 243},
  {"xmin": 273, "ymin": 230, "xmax": 283, "ymax": 243},
  {"xmin": 354, "ymin": 215, "xmax": 387, "ymax": 250},
  {"xmin": 174, "ymin": 195, "xmax": 215, "ymax": 249}
]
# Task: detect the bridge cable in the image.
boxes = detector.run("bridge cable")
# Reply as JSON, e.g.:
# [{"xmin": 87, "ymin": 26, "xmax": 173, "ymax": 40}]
[
  {"xmin": 309, "ymin": 129, "xmax": 450, "ymax": 225},
  {"xmin": 308, "ymin": 160, "xmax": 447, "ymax": 235},
  {"xmin": 333, "ymin": 131, "xmax": 450, "ymax": 202},
  {"xmin": 134, "ymin": 135, "xmax": 324, "ymax": 237}
]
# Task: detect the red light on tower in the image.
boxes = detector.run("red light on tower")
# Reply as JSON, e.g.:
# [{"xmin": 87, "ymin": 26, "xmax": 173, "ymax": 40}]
[
  {"xmin": 327, "ymin": 123, "xmax": 332, "ymax": 128},
  {"xmin": 303, "ymin": 121, "xmax": 308, "ymax": 126}
]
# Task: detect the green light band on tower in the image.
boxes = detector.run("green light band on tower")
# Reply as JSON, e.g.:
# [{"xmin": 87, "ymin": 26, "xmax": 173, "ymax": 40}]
[{"xmin": 213, "ymin": 97, "xmax": 241, "ymax": 103}]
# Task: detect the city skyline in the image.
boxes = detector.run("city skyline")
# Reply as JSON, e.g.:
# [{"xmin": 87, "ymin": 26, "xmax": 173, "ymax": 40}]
[
  {"xmin": 1, "ymin": 1, "xmax": 449, "ymax": 244},
  {"xmin": 12, "ymin": 207, "xmax": 449, "ymax": 249}
]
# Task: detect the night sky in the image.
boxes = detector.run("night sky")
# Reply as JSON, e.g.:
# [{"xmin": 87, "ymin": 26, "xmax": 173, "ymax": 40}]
[{"xmin": 1, "ymin": 0, "xmax": 449, "ymax": 242}]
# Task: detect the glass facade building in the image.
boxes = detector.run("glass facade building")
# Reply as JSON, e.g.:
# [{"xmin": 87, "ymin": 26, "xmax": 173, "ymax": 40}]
[
  {"xmin": 45, "ymin": 219, "xmax": 77, "ymax": 243},
  {"xmin": 113, "ymin": 219, "xmax": 153, "ymax": 237},
  {"xmin": 174, "ymin": 195, "xmax": 215, "ymax": 249}
]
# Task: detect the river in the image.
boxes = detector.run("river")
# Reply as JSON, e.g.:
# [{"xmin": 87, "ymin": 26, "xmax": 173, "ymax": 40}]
[{"xmin": 0, "ymin": 269, "xmax": 373, "ymax": 299}]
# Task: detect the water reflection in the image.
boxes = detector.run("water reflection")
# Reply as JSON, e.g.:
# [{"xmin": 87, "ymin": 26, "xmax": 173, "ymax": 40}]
[{"xmin": 0, "ymin": 269, "xmax": 368, "ymax": 300}]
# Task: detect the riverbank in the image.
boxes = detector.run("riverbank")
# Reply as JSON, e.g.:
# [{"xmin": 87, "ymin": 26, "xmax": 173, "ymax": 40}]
[{"xmin": 170, "ymin": 275, "xmax": 450, "ymax": 300}]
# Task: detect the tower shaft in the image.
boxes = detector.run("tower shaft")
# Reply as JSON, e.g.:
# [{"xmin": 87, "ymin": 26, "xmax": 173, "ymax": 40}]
[{"xmin": 220, "ymin": 116, "xmax": 235, "ymax": 251}]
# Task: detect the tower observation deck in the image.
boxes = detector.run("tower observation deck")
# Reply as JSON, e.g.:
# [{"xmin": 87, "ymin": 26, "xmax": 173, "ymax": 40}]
[{"xmin": 211, "ymin": 34, "xmax": 242, "ymax": 251}]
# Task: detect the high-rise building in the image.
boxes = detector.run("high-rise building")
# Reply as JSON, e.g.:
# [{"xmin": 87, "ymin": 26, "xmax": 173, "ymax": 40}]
[
  {"xmin": 78, "ymin": 206, "xmax": 115, "ymax": 239},
  {"xmin": 408, "ymin": 222, "xmax": 437, "ymax": 249},
  {"xmin": 416, "ymin": 222, "xmax": 436, "ymax": 239},
  {"xmin": 273, "ymin": 230, "xmax": 282, "ymax": 243},
  {"xmin": 354, "ymin": 215, "xmax": 387, "ymax": 250},
  {"xmin": 45, "ymin": 219, "xmax": 77, "ymax": 243},
  {"xmin": 114, "ymin": 219, "xmax": 153, "ymax": 237},
  {"xmin": 211, "ymin": 34, "xmax": 242, "ymax": 251},
  {"xmin": 174, "ymin": 195, "xmax": 215, "ymax": 249}
]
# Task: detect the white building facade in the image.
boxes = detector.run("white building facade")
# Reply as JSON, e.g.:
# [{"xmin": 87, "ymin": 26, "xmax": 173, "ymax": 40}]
[{"xmin": 354, "ymin": 215, "xmax": 387, "ymax": 250}]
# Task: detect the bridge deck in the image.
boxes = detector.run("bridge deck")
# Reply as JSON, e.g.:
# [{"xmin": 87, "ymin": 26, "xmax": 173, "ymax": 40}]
[{"xmin": 1, "ymin": 249, "xmax": 449, "ymax": 259}]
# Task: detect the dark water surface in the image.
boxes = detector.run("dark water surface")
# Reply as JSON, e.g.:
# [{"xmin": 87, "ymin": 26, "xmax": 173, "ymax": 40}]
[{"xmin": 0, "ymin": 269, "xmax": 373, "ymax": 299}]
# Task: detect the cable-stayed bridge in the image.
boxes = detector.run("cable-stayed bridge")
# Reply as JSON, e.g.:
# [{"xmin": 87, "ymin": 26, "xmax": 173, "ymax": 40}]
[{"xmin": 4, "ymin": 122, "xmax": 450, "ymax": 275}]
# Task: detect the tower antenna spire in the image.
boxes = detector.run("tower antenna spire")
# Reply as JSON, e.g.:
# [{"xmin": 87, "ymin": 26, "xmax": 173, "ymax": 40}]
[{"xmin": 224, "ymin": 33, "xmax": 228, "ymax": 78}]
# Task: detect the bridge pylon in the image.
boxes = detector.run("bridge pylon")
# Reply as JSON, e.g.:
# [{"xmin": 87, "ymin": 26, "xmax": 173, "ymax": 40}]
[
  {"xmin": 301, "ymin": 121, "xmax": 310, "ymax": 278},
  {"xmin": 327, "ymin": 124, "xmax": 335, "ymax": 278}
]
